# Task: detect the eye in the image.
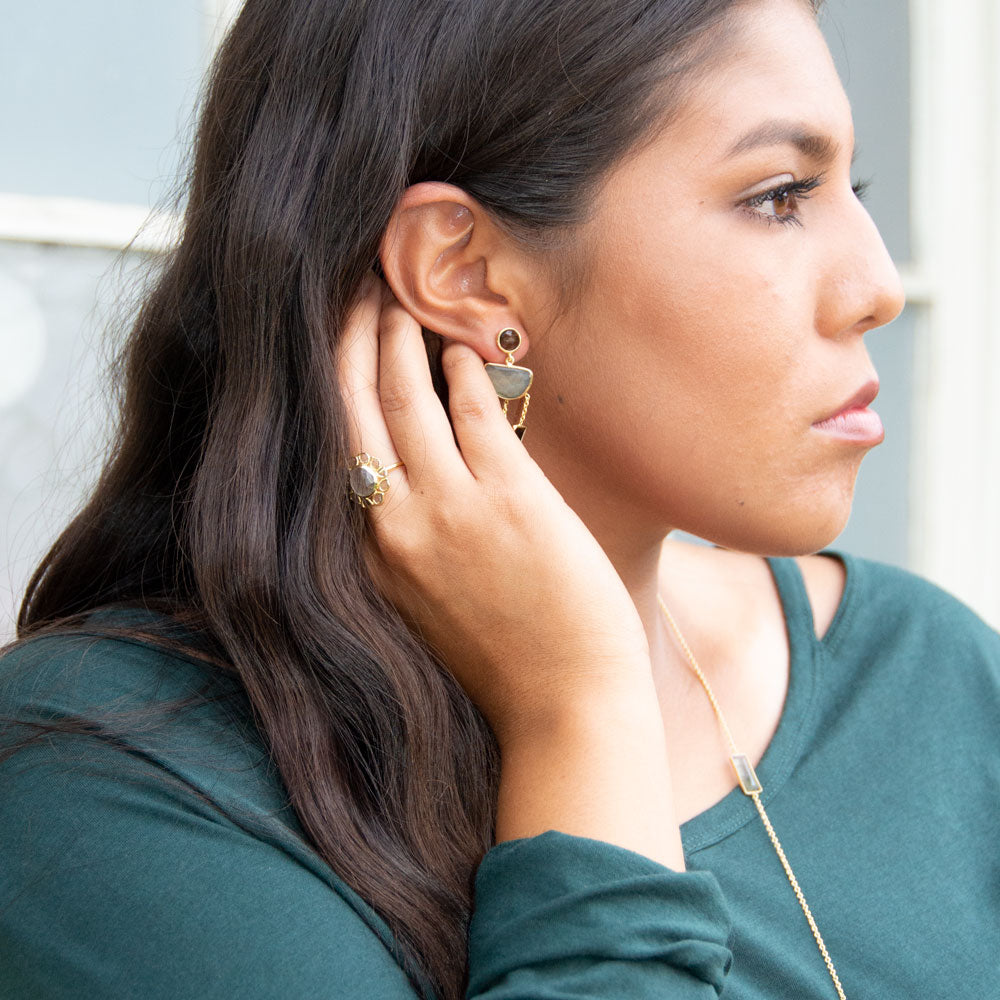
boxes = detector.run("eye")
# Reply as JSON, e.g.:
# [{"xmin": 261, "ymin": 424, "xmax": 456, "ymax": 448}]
[
  {"xmin": 741, "ymin": 175, "xmax": 824, "ymax": 228},
  {"xmin": 762, "ymin": 187, "xmax": 798, "ymax": 221}
]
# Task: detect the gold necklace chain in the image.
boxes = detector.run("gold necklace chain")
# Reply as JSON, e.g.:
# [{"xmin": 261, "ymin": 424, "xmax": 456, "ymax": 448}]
[{"xmin": 656, "ymin": 593, "xmax": 848, "ymax": 1000}]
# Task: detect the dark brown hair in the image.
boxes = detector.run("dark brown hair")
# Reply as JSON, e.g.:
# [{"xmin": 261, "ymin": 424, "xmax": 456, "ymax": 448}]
[{"xmin": 4, "ymin": 1, "xmax": 816, "ymax": 996}]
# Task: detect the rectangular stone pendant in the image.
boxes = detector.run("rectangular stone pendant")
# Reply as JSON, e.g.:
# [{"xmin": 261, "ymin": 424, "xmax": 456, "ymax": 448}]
[{"xmin": 730, "ymin": 754, "xmax": 763, "ymax": 795}]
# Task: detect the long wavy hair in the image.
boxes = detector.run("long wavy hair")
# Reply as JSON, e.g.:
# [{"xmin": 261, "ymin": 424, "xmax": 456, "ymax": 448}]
[{"xmin": 6, "ymin": 1, "xmax": 819, "ymax": 996}]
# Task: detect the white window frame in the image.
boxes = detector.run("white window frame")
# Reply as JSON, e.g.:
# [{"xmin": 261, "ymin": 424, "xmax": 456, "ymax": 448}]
[{"xmin": 908, "ymin": 0, "xmax": 1000, "ymax": 625}]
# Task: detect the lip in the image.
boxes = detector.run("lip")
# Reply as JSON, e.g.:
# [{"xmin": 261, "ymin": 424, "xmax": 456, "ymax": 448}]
[
  {"xmin": 815, "ymin": 379, "xmax": 881, "ymax": 423},
  {"xmin": 812, "ymin": 378, "xmax": 883, "ymax": 443}
]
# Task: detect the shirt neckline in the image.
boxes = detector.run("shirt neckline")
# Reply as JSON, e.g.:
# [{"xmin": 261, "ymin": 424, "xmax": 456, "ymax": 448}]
[{"xmin": 679, "ymin": 549, "xmax": 855, "ymax": 855}]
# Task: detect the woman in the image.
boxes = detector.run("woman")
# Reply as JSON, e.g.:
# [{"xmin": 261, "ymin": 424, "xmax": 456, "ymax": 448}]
[{"xmin": 1, "ymin": 0, "xmax": 997, "ymax": 996}]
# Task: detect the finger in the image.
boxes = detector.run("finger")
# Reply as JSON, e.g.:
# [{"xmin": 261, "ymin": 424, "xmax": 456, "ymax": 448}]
[
  {"xmin": 377, "ymin": 287, "xmax": 470, "ymax": 490},
  {"xmin": 336, "ymin": 274, "xmax": 412, "ymax": 515},
  {"xmin": 440, "ymin": 338, "xmax": 530, "ymax": 481}
]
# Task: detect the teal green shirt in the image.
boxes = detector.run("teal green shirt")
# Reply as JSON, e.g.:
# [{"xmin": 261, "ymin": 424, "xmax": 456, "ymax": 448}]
[{"xmin": 1, "ymin": 552, "xmax": 997, "ymax": 998}]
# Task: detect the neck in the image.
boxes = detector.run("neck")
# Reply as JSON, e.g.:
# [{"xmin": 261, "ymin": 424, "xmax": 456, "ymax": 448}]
[
  {"xmin": 549, "ymin": 478, "xmax": 693, "ymax": 697},
  {"xmin": 521, "ymin": 427, "xmax": 715, "ymax": 700}
]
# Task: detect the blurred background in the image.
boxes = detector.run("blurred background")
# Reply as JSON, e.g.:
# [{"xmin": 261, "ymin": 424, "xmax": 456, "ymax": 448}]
[{"xmin": 1, "ymin": 0, "xmax": 998, "ymax": 639}]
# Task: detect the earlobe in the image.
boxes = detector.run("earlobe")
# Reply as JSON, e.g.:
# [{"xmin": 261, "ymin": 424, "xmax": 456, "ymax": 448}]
[{"xmin": 377, "ymin": 182, "xmax": 528, "ymax": 361}]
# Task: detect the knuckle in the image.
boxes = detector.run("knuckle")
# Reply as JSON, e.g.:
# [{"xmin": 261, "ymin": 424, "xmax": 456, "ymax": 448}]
[
  {"xmin": 449, "ymin": 391, "xmax": 493, "ymax": 424},
  {"xmin": 372, "ymin": 518, "xmax": 422, "ymax": 565},
  {"xmin": 378, "ymin": 377, "xmax": 418, "ymax": 415},
  {"xmin": 439, "ymin": 343, "xmax": 471, "ymax": 380},
  {"xmin": 427, "ymin": 497, "xmax": 468, "ymax": 538}
]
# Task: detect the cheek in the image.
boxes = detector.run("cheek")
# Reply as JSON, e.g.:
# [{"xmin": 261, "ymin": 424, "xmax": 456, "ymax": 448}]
[
  {"xmin": 541, "ymin": 259, "xmax": 807, "ymax": 491},
  {"xmin": 583, "ymin": 231, "xmax": 808, "ymax": 436},
  {"xmin": 534, "ymin": 218, "xmax": 859, "ymax": 551}
]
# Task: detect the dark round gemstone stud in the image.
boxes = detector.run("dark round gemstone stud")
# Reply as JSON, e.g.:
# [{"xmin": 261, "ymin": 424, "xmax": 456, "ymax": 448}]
[{"xmin": 498, "ymin": 328, "xmax": 521, "ymax": 353}]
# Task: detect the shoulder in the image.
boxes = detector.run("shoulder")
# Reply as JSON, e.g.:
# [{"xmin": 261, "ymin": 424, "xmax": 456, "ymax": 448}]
[
  {"xmin": 0, "ymin": 717, "xmax": 417, "ymax": 999},
  {"xmin": 0, "ymin": 619, "xmax": 419, "ymax": 997},
  {"xmin": 0, "ymin": 612, "xmax": 282, "ymax": 832},
  {"xmin": 829, "ymin": 551, "xmax": 998, "ymax": 635},
  {"xmin": 662, "ymin": 538, "xmax": 999, "ymax": 660},
  {"xmin": 794, "ymin": 552, "xmax": 1000, "ymax": 731},
  {"xmin": 823, "ymin": 551, "xmax": 1000, "ymax": 664},
  {"xmin": 0, "ymin": 612, "xmax": 283, "ymax": 809},
  {"xmin": 796, "ymin": 549, "xmax": 999, "ymax": 662},
  {"xmin": 0, "ymin": 611, "xmax": 235, "ymax": 719}
]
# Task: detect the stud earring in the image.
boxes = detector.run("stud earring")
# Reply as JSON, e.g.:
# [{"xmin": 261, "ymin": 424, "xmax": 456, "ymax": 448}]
[{"xmin": 483, "ymin": 328, "xmax": 533, "ymax": 440}]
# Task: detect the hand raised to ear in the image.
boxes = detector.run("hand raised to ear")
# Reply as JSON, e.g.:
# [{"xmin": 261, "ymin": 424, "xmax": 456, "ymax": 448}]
[{"xmin": 336, "ymin": 273, "xmax": 653, "ymax": 750}]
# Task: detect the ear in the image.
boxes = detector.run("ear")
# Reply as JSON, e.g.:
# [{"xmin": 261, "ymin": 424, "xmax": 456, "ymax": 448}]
[{"xmin": 378, "ymin": 182, "xmax": 531, "ymax": 362}]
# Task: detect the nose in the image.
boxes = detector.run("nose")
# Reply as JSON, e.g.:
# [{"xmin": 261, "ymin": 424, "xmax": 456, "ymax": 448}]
[{"xmin": 819, "ymin": 195, "xmax": 906, "ymax": 339}]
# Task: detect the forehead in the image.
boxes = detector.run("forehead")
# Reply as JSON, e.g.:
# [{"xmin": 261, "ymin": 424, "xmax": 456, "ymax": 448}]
[{"xmin": 660, "ymin": 0, "xmax": 853, "ymax": 164}]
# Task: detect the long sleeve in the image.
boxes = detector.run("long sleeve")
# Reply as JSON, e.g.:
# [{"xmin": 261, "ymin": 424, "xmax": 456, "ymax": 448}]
[
  {"xmin": 0, "ymin": 736, "xmax": 733, "ymax": 1000},
  {"xmin": 0, "ymin": 630, "xmax": 733, "ymax": 999},
  {"xmin": 468, "ymin": 832, "xmax": 733, "ymax": 998}
]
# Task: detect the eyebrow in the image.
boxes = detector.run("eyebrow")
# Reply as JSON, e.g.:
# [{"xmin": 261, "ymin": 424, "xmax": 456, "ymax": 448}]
[{"xmin": 724, "ymin": 119, "xmax": 849, "ymax": 164}]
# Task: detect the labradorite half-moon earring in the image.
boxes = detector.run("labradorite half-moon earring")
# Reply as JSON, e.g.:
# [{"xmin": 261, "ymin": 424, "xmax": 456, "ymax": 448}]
[{"xmin": 484, "ymin": 328, "xmax": 533, "ymax": 440}]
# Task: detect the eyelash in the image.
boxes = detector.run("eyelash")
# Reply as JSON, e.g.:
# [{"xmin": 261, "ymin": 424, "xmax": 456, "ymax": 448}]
[{"xmin": 742, "ymin": 174, "xmax": 871, "ymax": 228}]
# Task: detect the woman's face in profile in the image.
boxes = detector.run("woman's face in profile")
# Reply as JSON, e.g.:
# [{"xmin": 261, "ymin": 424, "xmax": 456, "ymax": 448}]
[{"xmin": 526, "ymin": 0, "xmax": 906, "ymax": 556}]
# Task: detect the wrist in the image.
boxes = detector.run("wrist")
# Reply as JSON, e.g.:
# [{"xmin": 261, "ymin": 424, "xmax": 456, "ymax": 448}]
[{"xmin": 494, "ymin": 670, "xmax": 660, "ymax": 754}]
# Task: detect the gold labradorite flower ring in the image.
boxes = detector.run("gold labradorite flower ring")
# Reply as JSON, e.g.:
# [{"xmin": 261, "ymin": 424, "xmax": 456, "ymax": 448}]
[{"xmin": 347, "ymin": 452, "xmax": 405, "ymax": 507}]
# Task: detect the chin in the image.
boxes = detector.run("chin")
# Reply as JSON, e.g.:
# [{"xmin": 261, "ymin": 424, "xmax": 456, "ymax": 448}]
[{"xmin": 677, "ymin": 495, "xmax": 854, "ymax": 559}]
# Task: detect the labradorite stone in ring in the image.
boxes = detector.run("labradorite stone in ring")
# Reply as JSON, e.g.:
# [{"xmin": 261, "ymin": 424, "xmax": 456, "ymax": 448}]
[
  {"xmin": 349, "ymin": 463, "xmax": 379, "ymax": 498},
  {"xmin": 484, "ymin": 363, "xmax": 533, "ymax": 399},
  {"xmin": 498, "ymin": 328, "xmax": 521, "ymax": 352}
]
